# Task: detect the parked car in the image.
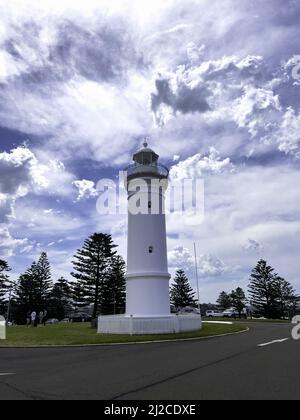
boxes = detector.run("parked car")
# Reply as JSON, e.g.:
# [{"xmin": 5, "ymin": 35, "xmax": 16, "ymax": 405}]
[
  {"xmin": 60, "ymin": 318, "xmax": 70, "ymax": 324},
  {"xmin": 223, "ymin": 309, "xmax": 247, "ymax": 319},
  {"xmin": 179, "ymin": 306, "xmax": 201, "ymax": 315},
  {"xmin": 69, "ymin": 313, "xmax": 92, "ymax": 323},
  {"xmin": 45, "ymin": 318, "xmax": 59, "ymax": 325},
  {"xmin": 170, "ymin": 304, "xmax": 177, "ymax": 314},
  {"xmin": 206, "ymin": 310, "xmax": 224, "ymax": 318}
]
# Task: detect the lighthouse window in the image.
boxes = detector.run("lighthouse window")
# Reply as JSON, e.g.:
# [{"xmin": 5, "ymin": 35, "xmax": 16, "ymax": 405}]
[
  {"xmin": 148, "ymin": 201, "xmax": 152, "ymax": 209},
  {"xmin": 149, "ymin": 246, "xmax": 154, "ymax": 254}
]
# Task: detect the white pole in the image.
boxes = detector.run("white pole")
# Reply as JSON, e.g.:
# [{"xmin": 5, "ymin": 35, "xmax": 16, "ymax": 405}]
[
  {"xmin": 194, "ymin": 242, "xmax": 201, "ymax": 316},
  {"xmin": 6, "ymin": 281, "xmax": 16, "ymax": 324}
]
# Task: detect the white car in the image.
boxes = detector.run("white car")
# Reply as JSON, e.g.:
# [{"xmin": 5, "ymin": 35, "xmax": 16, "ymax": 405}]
[
  {"xmin": 60, "ymin": 318, "xmax": 70, "ymax": 324},
  {"xmin": 206, "ymin": 310, "xmax": 224, "ymax": 318},
  {"xmin": 45, "ymin": 318, "xmax": 59, "ymax": 325},
  {"xmin": 223, "ymin": 309, "xmax": 247, "ymax": 319}
]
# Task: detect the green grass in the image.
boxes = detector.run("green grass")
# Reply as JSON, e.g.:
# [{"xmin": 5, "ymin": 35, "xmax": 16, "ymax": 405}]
[{"xmin": 0, "ymin": 322, "xmax": 247, "ymax": 347}]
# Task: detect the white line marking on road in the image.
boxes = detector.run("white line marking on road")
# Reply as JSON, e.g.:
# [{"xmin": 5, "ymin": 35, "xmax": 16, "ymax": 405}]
[
  {"xmin": 0, "ymin": 373, "xmax": 14, "ymax": 376},
  {"xmin": 203, "ymin": 321, "xmax": 233, "ymax": 325},
  {"xmin": 258, "ymin": 338, "xmax": 290, "ymax": 347}
]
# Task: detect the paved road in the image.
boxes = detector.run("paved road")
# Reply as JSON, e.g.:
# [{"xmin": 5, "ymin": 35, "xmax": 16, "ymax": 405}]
[{"xmin": 0, "ymin": 322, "xmax": 299, "ymax": 400}]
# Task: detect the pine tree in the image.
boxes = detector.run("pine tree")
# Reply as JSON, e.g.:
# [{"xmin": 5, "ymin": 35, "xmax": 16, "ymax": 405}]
[
  {"xmin": 273, "ymin": 276, "xmax": 298, "ymax": 319},
  {"xmin": 101, "ymin": 255, "xmax": 126, "ymax": 315},
  {"xmin": 216, "ymin": 291, "xmax": 232, "ymax": 310},
  {"xmin": 230, "ymin": 287, "xmax": 247, "ymax": 318},
  {"xmin": 71, "ymin": 233, "xmax": 117, "ymax": 318},
  {"xmin": 50, "ymin": 277, "xmax": 72, "ymax": 320},
  {"xmin": 15, "ymin": 262, "xmax": 41, "ymax": 322},
  {"xmin": 35, "ymin": 252, "xmax": 53, "ymax": 309},
  {"xmin": 15, "ymin": 253, "xmax": 53, "ymax": 323},
  {"xmin": 70, "ymin": 281, "xmax": 87, "ymax": 310},
  {"xmin": 170, "ymin": 270, "xmax": 197, "ymax": 308},
  {"xmin": 248, "ymin": 260, "xmax": 278, "ymax": 318},
  {"xmin": 0, "ymin": 259, "xmax": 10, "ymax": 314}
]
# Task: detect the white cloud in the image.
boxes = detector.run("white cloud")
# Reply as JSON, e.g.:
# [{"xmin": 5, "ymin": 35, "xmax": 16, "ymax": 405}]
[
  {"xmin": 0, "ymin": 225, "xmax": 28, "ymax": 257},
  {"xmin": 0, "ymin": 49, "xmax": 25, "ymax": 82},
  {"xmin": 276, "ymin": 107, "xmax": 300, "ymax": 157},
  {"xmin": 149, "ymin": 51, "xmax": 300, "ymax": 160},
  {"xmin": 0, "ymin": 3, "xmax": 153, "ymax": 164},
  {"xmin": 151, "ymin": 54, "xmax": 266, "ymax": 127},
  {"xmin": 170, "ymin": 147, "xmax": 234, "ymax": 180},
  {"xmin": 197, "ymin": 253, "xmax": 232, "ymax": 277},
  {"xmin": 186, "ymin": 43, "xmax": 206, "ymax": 65},
  {"xmin": 111, "ymin": 220, "xmax": 127, "ymax": 238},
  {"xmin": 19, "ymin": 244, "xmax": 34, "ymax": 254},
  {"xmin": 73, "ymin": 179, "xmax": 98, "ymax": 201},
  {"xmin": 168, "ymin": 246, "xmax": 194, "ymax": 272},
  {"xmin": 232, "ymin": 86, "xmax": 281, "ymax": 138},
  {"xmin": 13, "ymin": 203, "xmax": 86, "ymax": 236},
  {"xmin": 1, "ymin": 76, "xmax": 151, "ymax": 164},
  {"xmin": 283, "ymin": 55, "xmax": 300, "ymax": 87},
  {"xmin": 0, "ymin": 147, "xmax": 73, "ymax": 223},
  {"xmin": 168, "ymin": 245, "xmax": 232, "ymax": 281},
  {"xmin": 0, "ymin": 1, "xmax": 299, "ymax": 163},
  {"xmin": 0, "ymin": 147, "xmax": 74, "ymax": 256},
  {"xmin": 244, "ymin": 238, "xmax": 264, "ymax": 254}
]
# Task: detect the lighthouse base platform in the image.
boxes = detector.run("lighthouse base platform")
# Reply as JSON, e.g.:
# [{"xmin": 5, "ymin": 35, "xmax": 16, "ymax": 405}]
[{"xmin": 97, "ymin": 315, "xmax": 202, "ymax": 335}]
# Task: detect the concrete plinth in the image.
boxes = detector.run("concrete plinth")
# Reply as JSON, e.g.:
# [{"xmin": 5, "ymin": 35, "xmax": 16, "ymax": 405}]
[{"xmin": 98, "ymin": 315, "xmax": 202, "ymax": 335}]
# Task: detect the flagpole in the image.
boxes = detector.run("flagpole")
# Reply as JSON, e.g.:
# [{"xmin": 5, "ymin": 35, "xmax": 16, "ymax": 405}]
[
  {"xmin": 6, "ymin": 281, "xmax": 16, "ymax": 325},
  {"xmin": 194, "ymin": 242, "xmax": 201, "ymax": 316}
]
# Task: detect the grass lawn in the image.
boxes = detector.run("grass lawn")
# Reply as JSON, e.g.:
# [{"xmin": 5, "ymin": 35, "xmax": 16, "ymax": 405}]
[{"xmin": 0, "ymin": 322, "xmax": 248, "ymax": 347}]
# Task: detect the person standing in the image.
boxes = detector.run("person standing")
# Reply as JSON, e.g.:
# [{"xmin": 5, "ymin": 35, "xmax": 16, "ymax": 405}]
[
  {"xmin": 39, "ymin": 311, "xmax": 44, "ymax": 325},
  {"xmin": 26, "ymin": 311, "xmax": 31, "ymax": 327},
  {"xmin": 42, "ymin": 309, "xmax": 48, "ymax": 326},
  {"xmin": 31, "ymin": 311, "xmax": 37, "ymax": 327}
]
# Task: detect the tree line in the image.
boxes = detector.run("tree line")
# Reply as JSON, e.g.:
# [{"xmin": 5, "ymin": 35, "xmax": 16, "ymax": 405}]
[
  {"xmin": 0, "ymin": 233, "xmax": 126, "ymax": 324},
  {"xmin": 169, "ymin": 261, "xmax": 299, "ymax": 320},
  {"xmin": 216, "ymin": 260, "xmax": 299, "ymax": 319},
  {"xmin": 1, "ymin": 236, "xmax": 299, "ymax": 323}
]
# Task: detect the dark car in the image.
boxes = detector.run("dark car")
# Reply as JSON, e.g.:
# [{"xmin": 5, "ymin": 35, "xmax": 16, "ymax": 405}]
[{"xmin": 69, "ymin": 313, "xmax": 92, "ymax": 323}]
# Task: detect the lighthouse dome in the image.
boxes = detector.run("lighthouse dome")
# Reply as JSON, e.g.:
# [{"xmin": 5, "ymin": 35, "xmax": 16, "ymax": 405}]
[
  {"xmin": 125, "ymin": 140, "xmax": 169, "ymax": 183},
  {"xmin": 133, "ymin": 141, "xmax": 159, "ymax": 166}
]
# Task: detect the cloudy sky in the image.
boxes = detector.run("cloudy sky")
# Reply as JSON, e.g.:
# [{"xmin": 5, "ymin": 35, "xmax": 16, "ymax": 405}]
[{"xmin": 0, "ymin": 0, "xmax": 299, "ymax": 302}]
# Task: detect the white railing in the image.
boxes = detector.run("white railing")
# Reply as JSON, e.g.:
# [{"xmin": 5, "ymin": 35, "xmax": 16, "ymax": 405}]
[{"xmin": 98, "ymin": 314, "xmax": 202, "ymax": 335}]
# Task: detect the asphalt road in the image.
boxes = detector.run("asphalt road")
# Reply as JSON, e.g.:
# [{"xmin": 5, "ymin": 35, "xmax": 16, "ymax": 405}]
[{"xmin": 0, "ymin": 322, "xmax": 299, "ymax": 400}]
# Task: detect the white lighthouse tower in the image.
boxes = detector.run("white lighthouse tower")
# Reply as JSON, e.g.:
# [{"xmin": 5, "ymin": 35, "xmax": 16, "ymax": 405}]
[
  {"xmin": 98, "ymin": 141, "xmax": 202, "ymax": 335},
  {"xmin": 126, "ymin": 140, "xmax": 170, "ymax": 318}
]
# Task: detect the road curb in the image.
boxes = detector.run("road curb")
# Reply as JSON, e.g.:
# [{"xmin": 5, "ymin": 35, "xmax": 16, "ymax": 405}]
[{"xmin": 0, "ymin": 327, "xmax": 250, "ymax": 349}]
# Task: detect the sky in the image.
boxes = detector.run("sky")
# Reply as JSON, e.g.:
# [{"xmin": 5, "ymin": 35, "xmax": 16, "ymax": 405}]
[{"xmin": 0, "ymin": 0, "xmax": 299, "ymax": 303}]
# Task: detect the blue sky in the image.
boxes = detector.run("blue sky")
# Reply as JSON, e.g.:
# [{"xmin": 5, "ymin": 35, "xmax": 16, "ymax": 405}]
[{"xmin": 0, "ymin": 0, "xmax": 300, "ymax": 302}]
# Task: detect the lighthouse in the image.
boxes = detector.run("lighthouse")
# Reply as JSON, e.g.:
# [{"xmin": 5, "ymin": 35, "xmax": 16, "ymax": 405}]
[
  {"xmin": 98, "ymin": 141, "xmax": 202, "ymax": 335},
  {"xmin": 125, "ymin": 140, "xmax": 171, "ymax": 318}
]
